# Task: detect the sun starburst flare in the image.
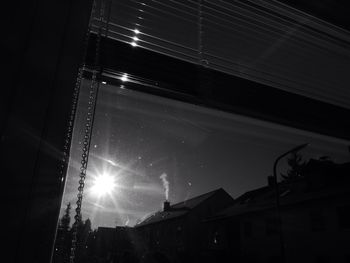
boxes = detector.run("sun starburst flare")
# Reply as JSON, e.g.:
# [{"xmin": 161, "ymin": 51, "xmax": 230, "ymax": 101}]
[{"xmin": 91, "ymin": 173, "xmax": 116, "ymax": 197}]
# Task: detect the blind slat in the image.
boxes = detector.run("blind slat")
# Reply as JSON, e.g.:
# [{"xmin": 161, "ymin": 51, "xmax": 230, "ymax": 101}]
[{"xmin": 91, "ymin": 0, "xmax": 350, "ymax": 108}]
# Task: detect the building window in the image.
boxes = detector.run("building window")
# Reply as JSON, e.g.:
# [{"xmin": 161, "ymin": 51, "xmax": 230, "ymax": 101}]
[
  {"xmin": 213, "ymin": 230, "xmax": 219, "ymax": 244},
  {"xmin": 337, "ymin": 205, "xmax": 350, "ymax": 229},
  {"xmin": 243, "ymin": 221, "xmax": 253, "ymax": 237},
  {"xmin": 176, "ymin": 226, "xmax": 183, "ymax": 244},
  {"xmin": 310, "ymin": 209, "xmax": 325, "ymax": 232},
  {"xmin": 266, "ymin": 218, "xmax": 279, "ymax": 236}
]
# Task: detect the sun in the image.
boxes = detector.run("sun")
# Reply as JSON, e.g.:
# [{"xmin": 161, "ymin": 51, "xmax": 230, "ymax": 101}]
[{"xmin": 91, "ymin": 173, "xmax": 116, "ymax": 197}]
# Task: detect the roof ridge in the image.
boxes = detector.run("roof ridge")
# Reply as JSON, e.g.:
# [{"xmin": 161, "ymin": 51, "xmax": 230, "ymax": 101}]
[{"xmin": 170, "ymin": 188, "xmax": 223, "ymax": 207}]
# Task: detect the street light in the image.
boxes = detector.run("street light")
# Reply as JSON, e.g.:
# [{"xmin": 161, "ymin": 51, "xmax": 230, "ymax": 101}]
[{"xmin": 273, "ymin": 143, "xmax": 309, "ymax": 262}]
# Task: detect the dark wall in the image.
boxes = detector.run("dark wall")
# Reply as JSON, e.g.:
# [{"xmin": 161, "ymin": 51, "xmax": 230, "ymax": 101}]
[{"xmin": 1, "ymin": 0, "xmax": 93, "ymax": 262}]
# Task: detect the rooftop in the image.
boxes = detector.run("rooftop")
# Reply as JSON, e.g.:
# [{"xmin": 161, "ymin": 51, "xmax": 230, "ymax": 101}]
[
  {"xmin": 135, "ymin": 188, "xmax": 226, "ymax": 227},
  {"xmin": 209, "ymin": 159, "xmax": 350, "ymax": 220}
]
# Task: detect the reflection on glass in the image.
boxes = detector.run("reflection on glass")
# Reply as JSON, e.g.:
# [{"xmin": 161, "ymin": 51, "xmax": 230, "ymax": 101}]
[
  {"xmin": 120, "ymin": 73, "xmax": 129, "ymax": 82},
  {"xmin": 53, "ymin": 77, "xmax": 350, "ymax": 263}
]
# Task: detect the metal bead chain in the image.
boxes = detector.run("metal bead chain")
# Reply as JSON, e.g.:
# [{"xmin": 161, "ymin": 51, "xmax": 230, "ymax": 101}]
[
  {"xmin": 57, "ymin": 14, "xmax": 92, "ymax": 263},
  {"xmin": 58, "ymin": 0, "xmax": 94, "ymax": 200},
  {"xmin": 58, "ymin": 66, "xmax": 82, "ymax": 183},
  {"xmin": 69, "ymin": 0, "xmax": 106, "ymax": 262},
  {"xmin": 69, "ymin": 69, "xmax": 98, "ymax": 263}
]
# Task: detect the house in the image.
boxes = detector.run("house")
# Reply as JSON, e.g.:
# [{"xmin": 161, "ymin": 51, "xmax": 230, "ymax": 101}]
[
  {"xmin": 204, "ymin": 160, "xmax": 350, "ymax": 263},
  {"xmin": 134, "ymin": 188, "xmax": 234, "ymax": 263},
  {"xmin": 94, "ymin": 226, "xmax": 139, "ymax": 263}
]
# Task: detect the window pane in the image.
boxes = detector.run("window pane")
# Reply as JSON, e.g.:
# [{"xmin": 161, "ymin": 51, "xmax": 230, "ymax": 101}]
[{"xmin": 53, "ymin": 75, "xmax": 350, "ymax": 263}]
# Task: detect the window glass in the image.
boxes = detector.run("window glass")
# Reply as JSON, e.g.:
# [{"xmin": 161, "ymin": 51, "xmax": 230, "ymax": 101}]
[{"xmin": 53, "ymin": 77, "xmax": 350, "ymax": 263}]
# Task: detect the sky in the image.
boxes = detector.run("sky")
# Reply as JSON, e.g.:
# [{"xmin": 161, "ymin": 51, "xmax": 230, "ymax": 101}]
[{"xmin": 60, "ymin": 78, "xmax": 350, "ymax": 229}]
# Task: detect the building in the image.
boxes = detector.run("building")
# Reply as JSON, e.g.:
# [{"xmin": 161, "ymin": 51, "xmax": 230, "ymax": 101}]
[
  {"xmin": 135, "ymin": 188, "xmax": 234, "ymax": 263},
  {"xmin": 204, "ymin": 159, "xmax": 350, "ymax": 263},
  {"xmin": 93, "ymin": 226, "xmax": 140, "ymax": 263},
  {"xmin": 79, "ymin": 159, "xmax": 350, "ymax": 263}
]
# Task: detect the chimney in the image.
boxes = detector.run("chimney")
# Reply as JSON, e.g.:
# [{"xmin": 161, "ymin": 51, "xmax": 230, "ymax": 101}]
[
  {"xmin": 267, "ymin": 176, "xmax": 276, "ymax": 187},
  {"xmin": 163, "ymin": 201, "xmax": 170, "ymax": 211}
]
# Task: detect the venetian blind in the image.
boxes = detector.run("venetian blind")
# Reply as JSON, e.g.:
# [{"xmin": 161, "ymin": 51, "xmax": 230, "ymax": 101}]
[{"xmin": 91, "ymin": 0, "xmax": 350, "ymax": 109}]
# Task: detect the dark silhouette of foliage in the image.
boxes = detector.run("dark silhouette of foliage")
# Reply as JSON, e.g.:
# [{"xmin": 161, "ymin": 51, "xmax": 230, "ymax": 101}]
[
  {"xmin": 53, "ymin": 204, "xmax": 96, "ymax": 263},
  {"xmin": 75, "ymin": 218, "xmax": 94, "ymax": 263},
  {"xmin": 281, "ymin": 152, "xmax": 306, "ymax": 181},
  {"xmin": 53, "ymin": 203, "xmax": 72, "ymax": 263},
  {"xmin": 61, "ymin": 202, "xmax": 71, "ymax": 232}
]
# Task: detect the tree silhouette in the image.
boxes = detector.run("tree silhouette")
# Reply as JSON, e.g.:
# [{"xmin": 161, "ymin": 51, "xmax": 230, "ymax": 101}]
[
  {"xmin": 53, "ymin": 205, "xmax": 97, "ymax": 263},
  {"xmin": 53, "ymin": 203, "xmax": 72, "ymax": 263},
  {"xmin": 281, "ymin": 152, "xmax": 306, "ymax": 181},
  {"xmin": 75, "ymin": 218, "xmax": 93, "ymax": 263},
  {"xmin": 61, "ymin": 202, "xmax": 71, "ymax": 232}
]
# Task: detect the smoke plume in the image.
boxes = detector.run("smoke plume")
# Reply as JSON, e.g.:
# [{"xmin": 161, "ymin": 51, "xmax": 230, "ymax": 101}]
[
  {"xmin": 160, "ymin": 173, "xmax": 169, "ymax": 200},
  {"xmin": 124, "ymin": 216, "xmax": 129, "ymax": 226}
]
